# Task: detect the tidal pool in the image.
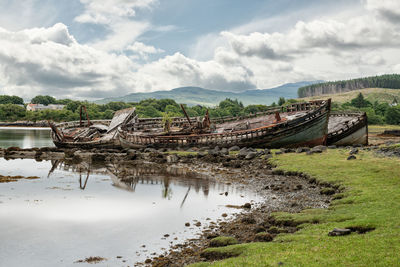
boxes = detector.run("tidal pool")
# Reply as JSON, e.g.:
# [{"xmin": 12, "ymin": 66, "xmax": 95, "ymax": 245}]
[
  {"xmin": 0, "ymin": 127, "xmax": 53, "ymax": 149},
  {"xmin": 0, "ymin": 158, "xmax": 261, "ymax": 266}
]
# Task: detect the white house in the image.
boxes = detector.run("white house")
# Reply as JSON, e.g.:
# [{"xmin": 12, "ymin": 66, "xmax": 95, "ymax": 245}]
[{"xmin": 26, "ymin": 103, "xmax": 65, "ymax": 111}]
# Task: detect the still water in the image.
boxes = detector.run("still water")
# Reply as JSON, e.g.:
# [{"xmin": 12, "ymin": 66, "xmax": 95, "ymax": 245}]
[
  {"xmin": 0, "ymin": 158, "xmax": 261, "ymax": 267},
  {"xmin": 0, "ymin": 127, "xmax": 54, "ymax": 148}
]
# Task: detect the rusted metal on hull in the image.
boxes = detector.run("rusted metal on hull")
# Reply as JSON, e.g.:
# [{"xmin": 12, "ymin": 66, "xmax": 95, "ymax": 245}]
[{"xmin": 118, "ymin": 99, "xmax": 331, "ymax": 149}]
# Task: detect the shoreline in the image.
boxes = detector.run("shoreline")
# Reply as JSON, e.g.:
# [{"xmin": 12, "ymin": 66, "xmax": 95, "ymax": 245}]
[
  {"xmin": 0, "ymin": 121, "xmax": 49, "ymax": 128},
  {"xmin": 0, "ymin": 146, "xmax": 335, "ymax": 266}
]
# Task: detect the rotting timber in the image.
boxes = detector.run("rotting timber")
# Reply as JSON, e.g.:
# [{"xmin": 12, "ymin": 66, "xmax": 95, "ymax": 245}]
[
  {"xmin": 49, "ymin": 106, "xmax": 136, "ymax": 149},
  {"xmin": 327, "ymin": 112, "xmax": 368, "ymax": 146},
  {"xmin": 118, "ymin": 99, "xmax": 332, "ymax": 149},
  {"xmin": 49, "ymin": 99, "xmax": 368, "ymax": 150}
]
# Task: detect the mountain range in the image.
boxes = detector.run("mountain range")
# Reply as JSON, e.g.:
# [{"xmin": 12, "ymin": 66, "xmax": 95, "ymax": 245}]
[{"xmin": 96, "ymin": 81, "xmax": 321, "ymax": 106}]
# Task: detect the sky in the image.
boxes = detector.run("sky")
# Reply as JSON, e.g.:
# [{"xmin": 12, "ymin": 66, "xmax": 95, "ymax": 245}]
[{"xmin": 0, "ymin": 0, "xmax": 399, "ymax": 100}]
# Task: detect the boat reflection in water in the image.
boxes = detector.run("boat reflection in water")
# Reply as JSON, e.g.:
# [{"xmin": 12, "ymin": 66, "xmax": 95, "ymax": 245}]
[{"xmin": 47, "ymin": 159, "xmax": 230, "ymax": 206}]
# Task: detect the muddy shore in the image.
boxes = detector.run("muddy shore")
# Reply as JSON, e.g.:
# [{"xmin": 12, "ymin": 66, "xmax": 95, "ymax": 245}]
[
  {"xmin": 1, "ymin": 143, "xmax": 399, "ymax": 266},
  {"xmin": 1, "ymin": 145, "xmax": 347, "ymax": 266}
]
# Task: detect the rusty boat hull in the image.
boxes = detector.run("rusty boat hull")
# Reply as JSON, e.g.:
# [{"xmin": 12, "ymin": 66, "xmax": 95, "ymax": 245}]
[{"xmin": 118, "ymin": 99, "xmax": 331, "ymax": 149}]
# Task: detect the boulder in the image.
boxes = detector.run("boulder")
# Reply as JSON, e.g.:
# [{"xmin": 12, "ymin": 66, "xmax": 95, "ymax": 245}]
[
  {"xmin": 349, "ymin": 148, "xmax": 359, "ymax": 155},
  {"xmin": 347, "ymin": 155, "xmax": 357, "ymax": 160},
  {"xmin": 166, "ymin": 154, "xmax": 179, "ymax": 163},
  {"xmin": 144, "ymin": 148, "xmax": 156, "ymax": 153},
  {"xmin": 228, "ymin": 146, "xmax": 240, "ymax": 152},
  {"xmin": 328, "ymin": 228, "xmax": 351, "ymax": 236},
  {"xmin": 220, "ymin": 148, "xmax": 229, "ymax": 155},
  {"xmin": 245, "ymin": 152, "xmax": 258, "ymax": 160}
]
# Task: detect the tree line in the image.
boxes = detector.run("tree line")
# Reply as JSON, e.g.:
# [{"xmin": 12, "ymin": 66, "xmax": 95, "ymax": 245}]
[
  {"xmin": 0, "ymin": 94, "xmax": 399, "ymax": 125},
  {"xmin": 298, "ymin": 74, "xmax": 400, "ymax": 98},
  {"xmin": 0, "ymin": 96, "xmax": 275, "ymax": 122}
]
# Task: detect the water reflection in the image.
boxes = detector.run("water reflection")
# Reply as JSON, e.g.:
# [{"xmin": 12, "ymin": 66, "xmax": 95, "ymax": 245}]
[
  {"xmin": 0, "ymin": 158, "xmax": 260, "ymax": 266},
  {"xmin": 48, "ymin": 160, "xmax": 215, "ymax": 204},
  {"xmin": 0, "ymin": 127, "xmax": 53, "ymax": 148}
]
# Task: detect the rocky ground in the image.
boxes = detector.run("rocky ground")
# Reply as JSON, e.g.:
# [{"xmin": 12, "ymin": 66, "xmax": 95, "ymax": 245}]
[{"xmin": 1, "ymin": 142, "xmax": 399, "ymax": 266}]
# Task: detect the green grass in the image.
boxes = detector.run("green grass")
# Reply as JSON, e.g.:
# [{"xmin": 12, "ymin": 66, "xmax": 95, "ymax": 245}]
[
  {"xmin": 190, "ymin": 150, "xmax": 400, "ymax": 266},
  {"xmin": 368, "ymin": 124, "xmax": 400, "ymax": 134},
  {"xmin": 298, "ymin": 87, "xmax": 400, "ymax": 104}
]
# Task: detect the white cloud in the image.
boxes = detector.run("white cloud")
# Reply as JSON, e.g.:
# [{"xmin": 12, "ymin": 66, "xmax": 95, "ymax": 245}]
[
  {"xmin": 365, "ymin": 0, "xmax": 400, "ymax": 22},
  {"xmin": 126, "ymin": 41, "xmax": 164, "ymax": 60},
  {"xmin": 75, "ymin": 0, "xmax": 157, "ymax": 52},
  {"xmin": 0, "ymin": 23, "xmax": 137, "ymax": 100},
  {"xmin": 1, "ymin": 0, "xmax": 400, "ymax": 100},
  {"xmin": 133, "ymin": 52, "xmax": 255, "ymax": 92},
  {"xmin": 75, "ymin": 0, "xmax": 155, "ymax": 25}
]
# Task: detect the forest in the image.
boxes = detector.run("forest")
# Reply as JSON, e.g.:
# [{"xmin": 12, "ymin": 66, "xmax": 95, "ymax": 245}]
[
  {"xmin": 298, "ymin": 74, "xmax": 400, "ymax": 98},
  {"xmin": 0, "ymin": 96, "xmax": 275, "ymax": 122}
]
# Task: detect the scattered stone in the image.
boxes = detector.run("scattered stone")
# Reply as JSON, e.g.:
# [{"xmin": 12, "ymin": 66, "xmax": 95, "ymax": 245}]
[
  {"xmin": 242, "ymin": 203, "xmax": 251, "ymax": 209},
  {"xmin": 166, "ymin": 154, "xmax": 179, "ymax": 163},
  {"xmin": 347, "ymin": 155, "xmax": 357, "ymax": 160},
  {"xmin": 310, "ymin": 146, "xmax": 326, "ymax": 153},
  {"xmin": 245, "ymin": 152, "xmax": 258, "ymax": 160},
  {"xmin": 221, "ymin": 213, "xmax": 228, "ymax": 217},
  {"xmin": 144, "ymin": 148, "xmax": 157, "ymax": 153},
  {"xmin": 220, "ymin": 148, "xmax": 229, "ymax": 155},
  {"xmin": 185, "ymin": 222, "xmax": 190, "ymax": 227},
  {"xmin": 241, "ymin": 216, "xmax": 256, "ymax": 224},
  {"xmin": 195, "ymin": 222, "xmax": 202, "ymax": 227},
  {"xmin": 328, "ymin": 228, "xmax": 351, "ymax": 236},
  {"xmin": 349, "ymin": 148, "xmax": 359, "ymax": 155},
  {"xmin": 228, "ymin": 146, "xmax": 240, "ymax": 152},
  {"xmin": 144, "ymin": 258, "xmax": 152, "ymax": 264}
]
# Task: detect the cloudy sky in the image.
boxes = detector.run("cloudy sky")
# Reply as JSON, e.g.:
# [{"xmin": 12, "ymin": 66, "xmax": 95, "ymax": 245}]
[{"xmin": 0, "ymin": 0, "xmax": 399, "ymax": 100}]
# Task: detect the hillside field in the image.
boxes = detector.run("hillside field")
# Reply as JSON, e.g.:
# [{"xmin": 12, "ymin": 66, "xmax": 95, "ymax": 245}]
[{"xmin": 297, "ymin": 88, "xmax": 400, "ymax": 104}]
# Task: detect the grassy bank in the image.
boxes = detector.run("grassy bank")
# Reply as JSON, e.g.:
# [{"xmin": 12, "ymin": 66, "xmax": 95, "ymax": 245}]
[{"xmin": 191, "ymin": 149, "xmax": 400, "ymax": 266}]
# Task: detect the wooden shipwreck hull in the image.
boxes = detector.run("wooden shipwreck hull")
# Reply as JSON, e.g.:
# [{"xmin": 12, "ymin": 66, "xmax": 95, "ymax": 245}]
[
  {"xmin": 118, "ymin": 99, "xmax": 331, "ymax": 149},
  {"xmin": 327, "ymin": 112, "xmax": 368, "ymax": 146},
  {"xmin": 50, "ymin": 107, "xmax": 136, "ymax": 149}
]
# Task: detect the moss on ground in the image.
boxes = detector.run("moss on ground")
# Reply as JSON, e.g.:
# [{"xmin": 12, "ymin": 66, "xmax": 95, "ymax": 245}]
[
  {"xmin": 209, "ymin": 236, "xmax": 239, "ymax": 247},
  {"xmin": 190, "ymin": 149, "xmax": 400, "ymax": 266}
]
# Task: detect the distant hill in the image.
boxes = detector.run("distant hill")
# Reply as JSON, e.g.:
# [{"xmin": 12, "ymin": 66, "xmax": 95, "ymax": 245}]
[
  {"xmin": 96, "ymin": 81, "xmax": 320, "ymax": 106},
  {"xmin": 298, "ymin": 74, "xmax": 400, "ymax": 98},
  {"xmin": 298, "ymin": 88, "xmax": 400, "ymax": 104}
]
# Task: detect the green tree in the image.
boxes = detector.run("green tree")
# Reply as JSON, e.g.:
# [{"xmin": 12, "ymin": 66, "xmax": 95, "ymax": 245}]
[
  {"xmin": 0, "ymin": 104, "xmax": 26, "ymax": 121},
  {"xmin": 278, "ymin": 97, "xmax": 286, "ymax": 106},
  {"xmin": 31, "ymin": 95, "xmax": 57, "ymax": 105},
  {"xmin": 0, "ymin": 95, "xmax": 24, "ymax": 105},
  {"xmin": 385, "ymin": 106, "xmax": 400, "ymax": 125},
  {"xmin": 350, "ymin": 93, "xmax": 371, "ymax": 108}
]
